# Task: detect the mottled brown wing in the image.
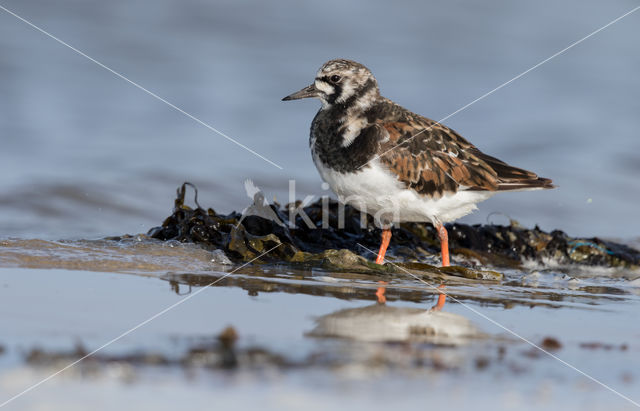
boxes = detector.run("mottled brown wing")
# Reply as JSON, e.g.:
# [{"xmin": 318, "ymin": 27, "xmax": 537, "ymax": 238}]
[
  {"xmin": 468, "ymin": 148, "xmax": 553, "ymax": 190},
  {"xmin": 377, "ymin": 111, "xmax": 552, "ymax": 197}
]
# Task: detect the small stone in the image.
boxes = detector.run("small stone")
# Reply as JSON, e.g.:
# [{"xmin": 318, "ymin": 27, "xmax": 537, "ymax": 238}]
[{"xmin": 540, "ymin": 337, "xmax": 562, "ymax": 351}]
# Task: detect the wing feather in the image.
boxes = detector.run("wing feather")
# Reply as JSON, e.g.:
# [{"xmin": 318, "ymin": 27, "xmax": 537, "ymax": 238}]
[{"xmin": 376, "ymin": 105, "xmax": 553, "ymax": 196}]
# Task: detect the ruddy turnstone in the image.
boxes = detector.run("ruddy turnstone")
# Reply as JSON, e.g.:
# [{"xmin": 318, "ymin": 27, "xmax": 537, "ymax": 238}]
[{"xmin": 283, "ymin": 59, "xmax": 553, "ymax": 267}]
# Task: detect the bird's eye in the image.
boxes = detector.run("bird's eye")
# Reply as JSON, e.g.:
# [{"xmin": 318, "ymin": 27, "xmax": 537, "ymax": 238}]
[{"xmin": 330, "ymin": 75, "xmax": 341, "ymax": 83}]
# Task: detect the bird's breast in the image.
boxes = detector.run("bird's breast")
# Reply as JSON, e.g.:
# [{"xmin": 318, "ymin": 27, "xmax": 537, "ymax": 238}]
[{"xmin": 310, "ymin": 111, "xmax": 379, "ymax": 174}]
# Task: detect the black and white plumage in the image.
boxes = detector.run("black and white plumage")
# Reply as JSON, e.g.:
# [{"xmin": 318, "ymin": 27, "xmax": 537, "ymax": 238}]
[{"xmin": 283, "ymin": 59, "xmax": 553, "ymax": 266}]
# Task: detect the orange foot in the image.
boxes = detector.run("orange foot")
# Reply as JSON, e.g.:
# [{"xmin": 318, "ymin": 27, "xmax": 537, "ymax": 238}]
[
  {"xmin": 436, "ymin": 224, "xmax": 450, "ymax": 267},
  {"xmin": 431, "ymin": 284, "xmax": 447, "ymax": 311},
  {"xmin": 376, "ymin": 228, "xmax": 391, "ymax": 264},
  {"xmin": 376, "ymin": 281, "xmax": 387, "ymax": 304},
  {"xmin": 375, "ymin": 228, "xmax": 392, "ymax": 265}
]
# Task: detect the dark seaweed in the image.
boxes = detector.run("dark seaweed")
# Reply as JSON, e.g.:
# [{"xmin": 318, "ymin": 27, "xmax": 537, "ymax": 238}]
[{"xmin": 147, "ymin": 183, "xmax": 639, "ymax": 269}]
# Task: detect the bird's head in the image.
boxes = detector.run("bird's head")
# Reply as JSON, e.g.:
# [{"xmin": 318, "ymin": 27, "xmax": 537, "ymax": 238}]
[{"xmin": 282, "ymin": 59, "xmax": 379, "ymax": 109}]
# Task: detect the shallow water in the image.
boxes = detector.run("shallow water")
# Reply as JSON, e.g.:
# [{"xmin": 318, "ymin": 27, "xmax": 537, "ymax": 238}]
[{"xmin": 1, "ymin": 238, "xmax": 640, "ymax": 410}]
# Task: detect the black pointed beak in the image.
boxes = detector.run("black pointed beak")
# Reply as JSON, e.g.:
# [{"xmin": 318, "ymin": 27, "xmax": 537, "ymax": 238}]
[{"xmin": 282, "ymin": 84, "xmax": 319, "ymax": 101}]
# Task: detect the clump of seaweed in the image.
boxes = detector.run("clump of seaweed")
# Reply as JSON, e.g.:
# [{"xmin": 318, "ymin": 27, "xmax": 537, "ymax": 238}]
[{"xmin": 148, "ymin": 183, "xmax": 639, "ymax": 270}]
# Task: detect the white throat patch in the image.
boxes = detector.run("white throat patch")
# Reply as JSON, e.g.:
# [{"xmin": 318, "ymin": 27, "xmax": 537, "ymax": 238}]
[{"xmin": 314, "ymin": 79, "xmax": 334, "ymax": 96}]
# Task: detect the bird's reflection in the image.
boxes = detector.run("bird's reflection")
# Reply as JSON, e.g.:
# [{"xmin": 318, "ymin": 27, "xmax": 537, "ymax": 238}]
[
  {"xmin": 309, "ymin": 282, "xmax": 479, "ymax": 345},
  {"xmin": 376, "ymin": 281, "xmax": 446, "ymax": 311}
]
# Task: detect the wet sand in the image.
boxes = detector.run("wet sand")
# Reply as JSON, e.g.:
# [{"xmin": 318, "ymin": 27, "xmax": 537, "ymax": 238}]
[{"xmin": 1, "ymin": 238, "xmax": 639, "ymax": 410}]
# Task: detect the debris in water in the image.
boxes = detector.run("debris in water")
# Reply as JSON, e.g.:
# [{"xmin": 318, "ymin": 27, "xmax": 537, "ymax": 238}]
[
  {"xmin": 579, "ymin": 342, "xmax": 629, "ymax": 351},
  {"xmin": 541, "ymin": 336, "xmax": 563, "ymax": 351}
]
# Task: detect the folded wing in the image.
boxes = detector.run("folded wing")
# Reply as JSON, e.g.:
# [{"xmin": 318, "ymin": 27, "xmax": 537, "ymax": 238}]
[{"xmin": 377, "ymin": 111, "xmax": 553, "ymax": 197}]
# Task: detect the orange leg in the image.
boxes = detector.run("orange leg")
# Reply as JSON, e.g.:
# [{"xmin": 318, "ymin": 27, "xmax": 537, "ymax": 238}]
[
  {"xmin": 431, "ymin": 284, "xmax": 447, "ymax": 311},
  {"xmin": 375, "ymin": 228, "xmax": 392, "ymax": 265},
  {"xmin": 375, "ymin": 281, "xmax": 387, "ymax": 304},
  {"xmin": 436, "ymin": 224, "xmax": 450, "ymax": 267}
]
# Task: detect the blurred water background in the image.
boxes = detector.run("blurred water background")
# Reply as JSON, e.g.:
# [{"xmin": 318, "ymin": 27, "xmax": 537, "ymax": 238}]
[{"xmin": 0, "ymin": 0, "xmax": 638, "ymax": 240}]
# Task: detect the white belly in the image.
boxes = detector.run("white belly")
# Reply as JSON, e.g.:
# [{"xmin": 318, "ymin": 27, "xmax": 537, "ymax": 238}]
[{"xmin": 314, "ymin": 158, "xmax": 494, "ymax": 225}]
